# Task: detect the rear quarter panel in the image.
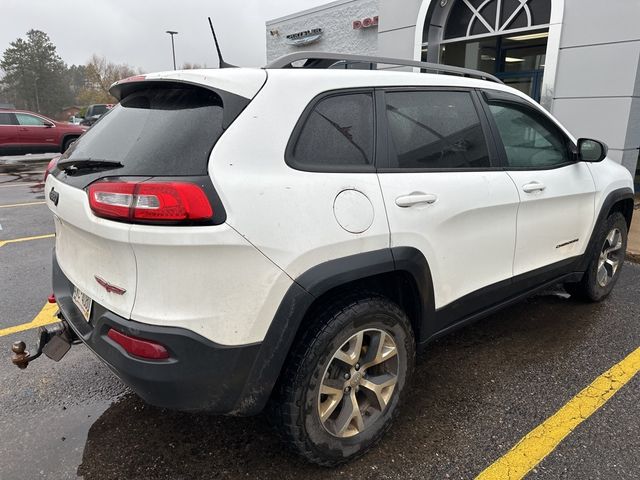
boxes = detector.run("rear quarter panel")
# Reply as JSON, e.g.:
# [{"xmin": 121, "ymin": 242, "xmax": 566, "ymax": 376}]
[{"xmin": 209, "ymin": 72, "xmax": 391, "ymax": 280}]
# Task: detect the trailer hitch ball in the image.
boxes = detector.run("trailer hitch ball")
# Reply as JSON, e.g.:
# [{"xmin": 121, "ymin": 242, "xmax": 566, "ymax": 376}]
[
  {"xmin": 10, "ymin": 321, "xmax": 77, "ymax": 369},
  {"xmin": 11, "ymin": 341, "xmax": 30, "ymax": 369}
]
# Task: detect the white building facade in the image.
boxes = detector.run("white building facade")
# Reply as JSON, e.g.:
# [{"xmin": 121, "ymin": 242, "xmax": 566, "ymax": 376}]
[{"xmin": 266, "ymin": 0, "xmax": 640, "ymax": 186}]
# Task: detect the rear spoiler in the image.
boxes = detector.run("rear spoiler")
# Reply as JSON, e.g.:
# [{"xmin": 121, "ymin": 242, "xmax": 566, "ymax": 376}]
[{"xmin": 109, "ymin": 76, "xmax": 252, "ymax": 130}]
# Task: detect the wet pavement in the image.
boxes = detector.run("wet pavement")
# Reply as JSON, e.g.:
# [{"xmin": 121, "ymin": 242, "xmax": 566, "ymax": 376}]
[{"xmin": 1, "ymin": 159, "xmax": 638, "ymax": 479}]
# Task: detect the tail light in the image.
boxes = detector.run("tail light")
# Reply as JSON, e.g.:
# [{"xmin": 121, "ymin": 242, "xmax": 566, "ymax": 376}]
[
  {"xmin": 88, "ymin": 180, "xmax": 213, "ymax": 224},
  {"xmin": 43, "ymin": 156, "xmax": 60, "ymax": 182},
  {"xmin": 107, "ymin": 328, "xmax": 169, "ymax": 360}
]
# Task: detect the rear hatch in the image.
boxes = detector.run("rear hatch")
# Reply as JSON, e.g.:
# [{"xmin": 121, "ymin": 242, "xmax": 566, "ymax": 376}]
[{"xmin": 45, "ymin": 70, "xmax": 266, "ymax": 319}]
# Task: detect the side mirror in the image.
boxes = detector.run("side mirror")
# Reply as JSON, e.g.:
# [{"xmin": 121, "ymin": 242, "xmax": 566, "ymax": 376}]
[
  {"xmin": 44, "ymin": 122, "xmax": 54, "ymax": 128},
  {"xmin": 578, "ymin": 138, "xmax": 607, "ymax": 162}
]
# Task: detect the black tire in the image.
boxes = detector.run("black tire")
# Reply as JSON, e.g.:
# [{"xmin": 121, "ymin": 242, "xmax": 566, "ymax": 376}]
[
  {"xmin": 269, "ymin": 293, "xmax": 415, "ymax": 466},
  {"xmin": 62, "ymin": 136, "xmax": 77, "ymax": 153},
  {"xmin": 565, "ymin": 212, "xmax": 628, "ymax": 302}
]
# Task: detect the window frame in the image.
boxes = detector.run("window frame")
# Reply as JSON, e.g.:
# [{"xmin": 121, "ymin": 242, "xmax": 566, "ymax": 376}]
[
  {"xmin": 376, "ymin": 86, "xmax": 501, "ymax": 173},
  {"xmin": 285, "ymin": 88, "xmax": 378, "ymax": 173},
  {"xmin": 478, "ymin": 88, "xmax": 578, "ymax": 171}
]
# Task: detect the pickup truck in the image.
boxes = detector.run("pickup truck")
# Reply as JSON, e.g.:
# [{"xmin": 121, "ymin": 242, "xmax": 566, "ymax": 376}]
[{"xmin": 80, "ymin": 104, "xmax": 114, "ymax": 127}]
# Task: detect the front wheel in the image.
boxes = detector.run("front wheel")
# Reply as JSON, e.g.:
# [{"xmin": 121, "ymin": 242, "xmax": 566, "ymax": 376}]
[
  {"xmin": 270, "ymin": 295, "xmax": 415, "ymax": 466},
  {"xmin": 565, "ymin": 212, "xmax": 628, "ymax": 302}
]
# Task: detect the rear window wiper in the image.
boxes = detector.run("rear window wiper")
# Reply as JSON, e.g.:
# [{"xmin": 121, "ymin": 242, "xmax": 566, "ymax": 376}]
[{"xmin": 57, "ymin": 158, "xmax": 124, "ymax": 173}]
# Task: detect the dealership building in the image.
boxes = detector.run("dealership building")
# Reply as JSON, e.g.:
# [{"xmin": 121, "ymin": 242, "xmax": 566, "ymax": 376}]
[{"xmin": 266, "ymin": 0, "xmax": 640, "ymax": 188}]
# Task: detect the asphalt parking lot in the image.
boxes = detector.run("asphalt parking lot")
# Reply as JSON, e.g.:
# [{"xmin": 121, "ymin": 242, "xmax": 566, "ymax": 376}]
[{"xmin": 1, "ymin": 159, "xmax": 638, "ymax": 480}]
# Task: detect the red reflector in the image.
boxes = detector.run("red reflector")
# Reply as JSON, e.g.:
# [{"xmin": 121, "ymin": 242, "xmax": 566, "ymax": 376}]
[
  {"xmin": 88, "ymin": 180, "xmax": 212, "ymax": 223},
  {"xmin": 48, "ymin": 293, "xmax": 56, "ymax": 304},
  {"xmin": 107, "ymin": 328, "xmax": 169, "ymax": 360}
]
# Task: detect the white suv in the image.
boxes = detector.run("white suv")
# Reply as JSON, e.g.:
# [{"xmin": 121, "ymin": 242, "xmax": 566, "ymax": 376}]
[{"xmin": 38, "ymin": 53, "xmax": 634, "ymax": 465}]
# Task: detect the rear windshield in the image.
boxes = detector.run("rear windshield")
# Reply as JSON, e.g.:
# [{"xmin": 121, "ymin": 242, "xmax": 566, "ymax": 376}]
[
  {"xmin": 66, "ymin": 85, "xmax": 224, "ymax": 176},
  {"xmin": 90, "ymin": 105, "xmax": 108, "ymax": 116}
]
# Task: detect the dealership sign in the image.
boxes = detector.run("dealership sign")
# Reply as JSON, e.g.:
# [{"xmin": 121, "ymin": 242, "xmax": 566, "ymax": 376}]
[
  {"xmin": 285, "ymin": 28, "xmax": 323, "ymax": 46},
  {"xmin": 353, "ymin": 16, "xmax": 379, "ymax": 29}
]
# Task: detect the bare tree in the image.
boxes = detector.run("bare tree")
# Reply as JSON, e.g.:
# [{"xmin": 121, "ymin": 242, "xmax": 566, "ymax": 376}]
[
  {"xmin": 78, "ymin": 54, "xmax": 140, "ymax": 104},
  {"xmin": 182, "ymin": 62, "xmax": 207, "ymax": 70}
]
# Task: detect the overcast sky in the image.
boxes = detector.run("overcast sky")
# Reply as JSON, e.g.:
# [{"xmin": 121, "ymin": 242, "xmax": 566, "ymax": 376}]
[{"xmin": 1, "ymin": 0, "xmax": 330, "ymax": 72}]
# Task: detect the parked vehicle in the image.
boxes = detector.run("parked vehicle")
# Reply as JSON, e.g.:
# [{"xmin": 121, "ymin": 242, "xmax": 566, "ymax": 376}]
[
  {"xmin": 29, "ymin": 53, "xmax": 634, "ymax": 465},
  {"xmin": 79, "ymin": 104, "xmax": 114, "ymax": 127},
  {"xmin": 0, "ymin": 108, "xmax": 87, "ymax": 154}
]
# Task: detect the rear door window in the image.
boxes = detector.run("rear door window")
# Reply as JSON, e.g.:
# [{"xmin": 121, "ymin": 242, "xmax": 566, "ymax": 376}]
[
  {"xmin": 384, "ymin": 90, "xmax": 491, "ymax": 170},
  {"xmin": 90, "ymin": 105, "xmax": 108, "ymax": 116},
  {"xmin": 0, "ymin": 112, "xmax": 16, "ymax": 125},
  {"xmin": 65, "ymin": 85, "xmax": 225, "ymax": 176},
  {"xmin": 288, "ymin": 92, "xmax": 375, "ymax": 171}
]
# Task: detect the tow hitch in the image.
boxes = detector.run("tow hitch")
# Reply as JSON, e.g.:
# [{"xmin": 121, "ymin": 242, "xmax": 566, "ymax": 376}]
[{"xmin": 11, "ymin": 318, "xmax": 79, "ymax": 369}]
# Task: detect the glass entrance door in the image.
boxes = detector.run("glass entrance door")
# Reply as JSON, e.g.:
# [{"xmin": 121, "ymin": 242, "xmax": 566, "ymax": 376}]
[
  {"xmin": 496, "ymin": 71, "xmax": 545, "ymax": 102},
  {"xmin": 496, "ymin": 41, "xmax": 546, "ymax": 101},
  {"xmin": 440, "ymin": 30, "xmax": 548, "ymax": 103}
]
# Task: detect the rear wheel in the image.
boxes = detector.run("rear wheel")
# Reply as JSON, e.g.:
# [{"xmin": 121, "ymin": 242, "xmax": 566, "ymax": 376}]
[
  {"xmin": 62, "ymin": 136, "xmax": 77, "ymax": 152},
  {"xmin": 565, "ymin": 212, "xmax": 628, "ymax": 301},
  {"xmin": 270, "ymin": 294, "xmax": 415, "ymax": 466}
]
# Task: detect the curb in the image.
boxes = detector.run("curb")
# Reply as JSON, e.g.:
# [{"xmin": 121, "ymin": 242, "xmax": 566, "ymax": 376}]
[
  {"xmin": 627, "ymin": 252, "xmax": 640, "ymax": 264},
  {"xmin": 0, "ymin": 153, "xmax": 58, "ymax": 164}
]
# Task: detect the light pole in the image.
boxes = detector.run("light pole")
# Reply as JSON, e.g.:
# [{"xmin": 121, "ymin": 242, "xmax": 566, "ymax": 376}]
[{"xmin": 166, "ymin": 30, "xmax": 178, "ymax": 70}]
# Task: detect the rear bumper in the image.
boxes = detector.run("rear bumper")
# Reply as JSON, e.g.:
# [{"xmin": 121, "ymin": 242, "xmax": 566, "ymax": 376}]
[{"xmin": 52, "ymin": 251, "xmax": 263, "ymax": 414}]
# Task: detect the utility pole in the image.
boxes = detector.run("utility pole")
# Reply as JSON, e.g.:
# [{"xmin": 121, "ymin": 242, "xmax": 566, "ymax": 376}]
[{"xmin": 166, "ymin": 30, "xmax": 178, "ymax": 70}]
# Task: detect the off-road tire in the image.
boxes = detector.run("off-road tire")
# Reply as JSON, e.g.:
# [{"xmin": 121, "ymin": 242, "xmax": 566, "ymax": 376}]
[
  {"xmin": 269, "ymin": 293, "xmax": 415, "ymax": 466},
  {"xmin": 565, "ymin": 212, "xmax": 628, "ymax": 302}
]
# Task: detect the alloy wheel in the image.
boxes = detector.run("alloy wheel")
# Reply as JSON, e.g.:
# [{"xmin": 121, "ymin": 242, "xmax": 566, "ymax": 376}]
[
  {"xmin": 317, "ymin": 329, "xmax": 399, "ymax": 438},
  {"xmin": 597, "ymin": 228, "xmax": 623, "ymax": 287}
]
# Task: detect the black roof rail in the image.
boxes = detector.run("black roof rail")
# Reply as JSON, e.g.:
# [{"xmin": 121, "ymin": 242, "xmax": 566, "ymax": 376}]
[{"xmin": 265, "ymin": 52, "xmax": 503, "ymax": 84}]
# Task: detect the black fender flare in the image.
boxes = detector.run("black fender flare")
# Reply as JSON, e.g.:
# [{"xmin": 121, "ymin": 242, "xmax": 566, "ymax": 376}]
[
  {"xmin": 232, "ymin": 247, "xmax": 434, "ymax": 415},
  {"xmin": 578, "ymin": 187, "xmax": 634, "ymax": 271}
]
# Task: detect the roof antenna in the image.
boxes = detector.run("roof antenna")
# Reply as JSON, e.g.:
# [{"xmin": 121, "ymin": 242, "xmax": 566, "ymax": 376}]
[{"xmin": 208, "ymin": 17, "xmax": 236, "ymax": 68}]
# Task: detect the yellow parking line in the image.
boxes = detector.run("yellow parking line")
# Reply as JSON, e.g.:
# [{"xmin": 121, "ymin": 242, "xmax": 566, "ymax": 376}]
[
  {"xmin": 0, "ymin": 302, "xmax": 59, "ymax": 337},
  {"xmin": 0, "ymin": 233, "xmax": 54, "ymax": 248},
  {"xmin": 0, "ymin": 201, "xmax": 46, "ymax": 208},
  {"xmin": 476, "ymin": 347, "xmax": 640, "ymax": 480}
]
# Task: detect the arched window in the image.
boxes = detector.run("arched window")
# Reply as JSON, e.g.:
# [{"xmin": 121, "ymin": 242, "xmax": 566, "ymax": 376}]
[{"xmin": 445, "ymin": 0, "xmax": 551, "ymax": 40}]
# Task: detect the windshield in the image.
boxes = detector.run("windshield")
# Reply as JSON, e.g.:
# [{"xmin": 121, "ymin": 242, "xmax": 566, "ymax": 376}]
[{"xmin": 65, "ymin": 85, "xmax": 225, "ymax": 176}]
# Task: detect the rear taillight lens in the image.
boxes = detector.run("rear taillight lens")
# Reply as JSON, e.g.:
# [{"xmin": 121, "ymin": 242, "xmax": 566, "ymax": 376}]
[
  {"xmin": 43, "ymin": 156, "xmax": 60, "ymax": 182},
  {"xmin": 107, "ymin": 328, "xmax": 169, "ymax": 360},
  {"xmin": 88, "ymin": 180, "xmax": 213, "ymax": 224}
]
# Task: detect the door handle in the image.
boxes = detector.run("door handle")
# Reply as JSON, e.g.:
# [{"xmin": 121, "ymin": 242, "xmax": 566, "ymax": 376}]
[
  {"xmin": 522, "ymin": 182, "xmax": 546, "ymax": 193},
  {"xmin": 395, "ymin": 193, "xmax": 438, "ymax": 208}
]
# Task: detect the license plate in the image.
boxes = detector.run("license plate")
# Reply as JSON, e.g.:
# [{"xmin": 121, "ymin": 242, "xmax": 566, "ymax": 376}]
[{"xmin": 72, "ymin": 286, "xmax": 92, "ymax": 322}]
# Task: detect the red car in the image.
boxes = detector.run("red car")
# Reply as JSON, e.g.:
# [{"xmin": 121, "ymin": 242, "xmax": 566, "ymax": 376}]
[{"xmin": 0, "ymin": 108, "xmax": 87, "ymax": 154}]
